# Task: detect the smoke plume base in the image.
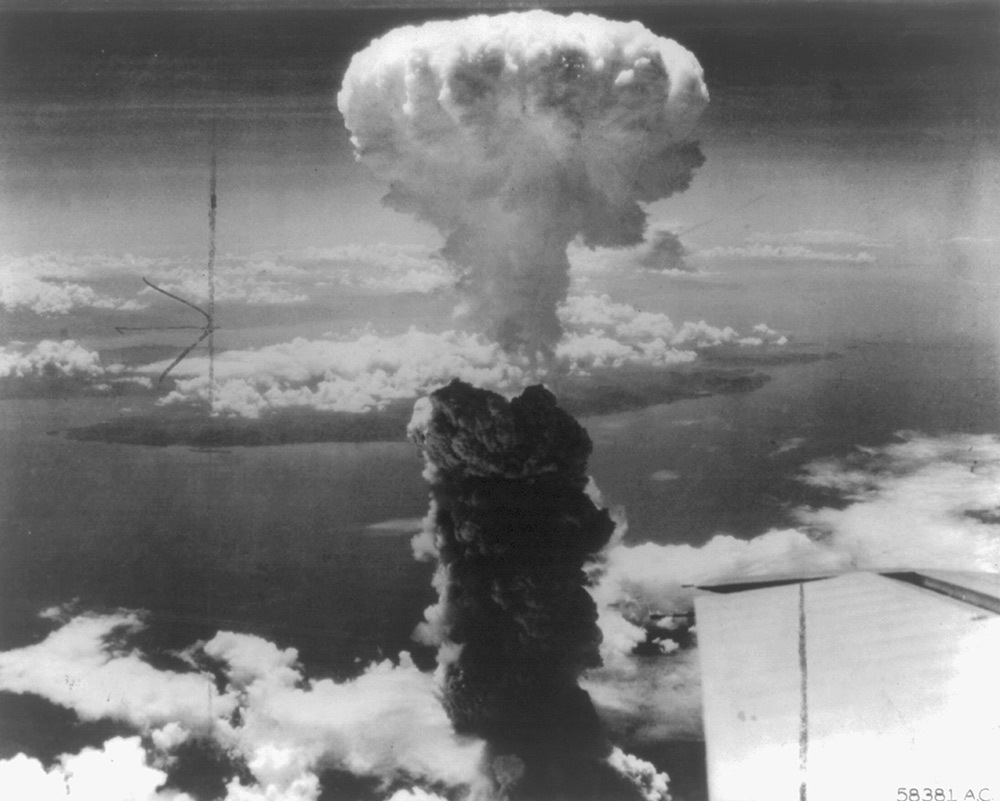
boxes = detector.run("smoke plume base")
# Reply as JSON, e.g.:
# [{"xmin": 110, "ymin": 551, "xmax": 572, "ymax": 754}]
[{"xmin": 410, "ymin": 380, "xmax": 667, "ymax": 801}]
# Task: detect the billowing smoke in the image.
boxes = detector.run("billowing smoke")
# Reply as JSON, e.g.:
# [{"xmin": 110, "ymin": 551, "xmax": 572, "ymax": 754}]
[
  {"xmin": 636, "ymin": 229, "xmax": 691, "ymax": 273},
  {"xmin": 338, "ymin": 11, "xmax": 708, "ymax": 358},
  {"xmin": 408, "ymin": 380, "xmax": 662, "ymax": 801}
]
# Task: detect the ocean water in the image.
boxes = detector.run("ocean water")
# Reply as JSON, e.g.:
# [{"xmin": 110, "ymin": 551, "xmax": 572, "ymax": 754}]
[
  {"xmin": 0, "ymin": 399, "xmax": 436, "ymax": 672},
  {"xmin": 587, "ymin": 339, "xmax": 1000, "ymax": 545}
]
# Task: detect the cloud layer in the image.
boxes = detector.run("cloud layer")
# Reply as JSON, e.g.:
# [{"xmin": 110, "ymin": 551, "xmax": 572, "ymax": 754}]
[
  {"xmin": 154, "ymin": 293, "xmax": 784, "ymax": 417},
  {"xmin": 0, "ymin": 244, "xmax": 455, "ymax": 321},
  {"xmin": 0, "ymin": 274, "xmax": 147, "ymax": 316},
  {"xmin": 0, "ymin": 738, "xmax": 194, "ymax": 801},
  {"xmin": 0, "ymin": 340, "xmax": 117, "ymax": 380},
  {"xmin": 0, "ymin": 613, "xmax": 482, "ymax": 801}
]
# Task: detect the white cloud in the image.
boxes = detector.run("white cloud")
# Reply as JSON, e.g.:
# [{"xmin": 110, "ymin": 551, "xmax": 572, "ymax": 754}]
[
  {"xmin": 354, "ymin": 268, "xmax": 453, "ymax": 294},
  {"xmin": 558, "ymin": 293, "xmax": 783, "ymax": 350},
  {"xmin": 555, "ymin": 331, "xmax": 697, "ymax": 371},
  {"xmin": 740, "ymin": 322, "xmax": 788, "ymax": 347},
  {"xmin": 798, "ymin": 432, "xmax": 1000, "ymax": 571},
  {"xmin": 606, "ymin": 747, "xmax": 670, "ymax": 801},
  {"xmin": 0, "ymin": 340, "xmax": 116, "ymax": 380},
  {"xmin": 0, "ymin": 272, "xmax": 147, "ymax": 315},
  {"xmin": 0, "ymin": 252, "xmax": 164, "ymax": 282},
  {"xmin": 204, "ymin": 635, "xmax": 482, "ymax": 798},
  {"xmin": 558, "ymin": 294, "xmax": 731, "ymax": 346},
  {"xmin": 649, "ymin": 470, "xmax": 681, "ymax": 482},
  {"xmin": 0, "ymin": 251, "xmax": 309, "ymax": 309},
  {"xmin": 365, "ymin": 518, "xmax": 425, "ymax": 535},
  {"xmin": 383, "ymin": 790, "xmax": 450, "ymax": 801},
  {"xmin": 152, "ymin": 292, "xmax": 786, "ymax": 417},
  {"xmin": 0, "ymin": 244, "xmax": 455, "ymax": 321},
  {"xmin": 559, "ymin": 293, "xmax": 652, "ymax": 329},
  {"xmin": 0, "ymin": 613, "xmax": 483, "ymax": 801},
  {"xmin": 229, "ymin": 245, "xmax": 455, "ymax": 297},
  {"xmin": 0, "ymin": 611, "xmax": 227, "ymax": 731},
  {"xmin": 0, "ymin": 738, "xmax": 195, "ymax": 801},
  {"xmin": 156, "ymin": 328, "xmax": 531, "ymax": 418},
  {"xmin": 145, "ymin": 271, "xmax": 307, "ymax": 307},
  {"xmin": 602, "ymin": 436, "xmax": 1000, "ymax": 601}
]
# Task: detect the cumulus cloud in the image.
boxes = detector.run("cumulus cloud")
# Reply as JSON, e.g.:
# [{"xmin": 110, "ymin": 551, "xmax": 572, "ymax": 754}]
[
  {"xmin": 156, "ymin": 328, "xmax": 531, "ymax": 418},
  {"xmin": 0, "ymin": 252, "xmax": 164, "ymax": 282},
  {"xmin": 354, "ymin": 268, "xmax": 452, "ymax": 295},
  {"xmin": 558, "ymin": 294, "xmax": 785, "ymax": 351},
  {"xmin": 0, "ymin": 244, "xmax": 457, "ymax": 325},
  {"xmin": 384, "ymin": 790, "xmax": 450, "ymax": 801},
  {"xmin": 797, "ymin": 432, "xmax": 1000, "ymax": 570},
  {"xmin": 0, "ymin": 251, "xmax": 156, "ymax": 315},
  {"xmin": 0, "ymin": 738, "xmax": 195, "ymax": 801},
  {"xmin": 0, "ymin": 340, "xmax": 115, "ymax": 380},
  {"xmin": 153, "ymin": 292, "xmax": 784, "ymax": 417},
  {"xmin": 339, "ymin": 10, "xmax": 708, "ymax": 356},
  {"xmin": 649, "ymin": 470, "xmax": 681, "ymax": 482},
  {"xmin": 736, "ymin": 322, "xmax": 788, "ymax": 347},
  {"xmin": 555, "ymin": 331, "xmax": 697, "ymax": 372},
  {"xmin": 0, "ymin": 340, "xmax": 151, "ymax": 397},
  {"xmin": 0, "ymin": 273, "xmax": 147, "ymax": 315},
  {"xmin": 149, "ymin": 248, "xmax": 452, "ymax": 302},
  {"xmin": 606, "ymin": 747, "xmax": 671, "ymax": 801},
  {"xmin": 201, "ymin": 633, "xmax": 482, "ymax": 799},
  {"xmin": 0, "ymin": 612, "xmax": 483, "ymax": 801},
  {"xmin": 0, "ymin": 611, "xmax": 227, "ymax": 732},
  {"xmin": 145, "ymin": 269, "xmax": 308, "ymax": 307},
  {"xmin": 584, "ymin": 431, "xmax": 1000, "ymax": 742}
]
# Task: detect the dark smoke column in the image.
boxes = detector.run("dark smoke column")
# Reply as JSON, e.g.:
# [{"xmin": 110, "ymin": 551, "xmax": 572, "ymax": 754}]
[
  {"xmin": 409, "ymin": 380, "xmax": 652, "ymax": 801},
  {"xmin": 339, "ymin": 11, "xmax": 708, "ymax": 360}
]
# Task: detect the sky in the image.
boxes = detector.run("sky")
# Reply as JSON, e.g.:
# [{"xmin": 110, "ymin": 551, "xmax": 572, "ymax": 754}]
[
  {"xmin": 1, "ymin": 3, "xmax": 999, "ymax": 800},
  {"xmin": 2, "ymin": 0, "xmax": 992, "ymax": 10}
]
